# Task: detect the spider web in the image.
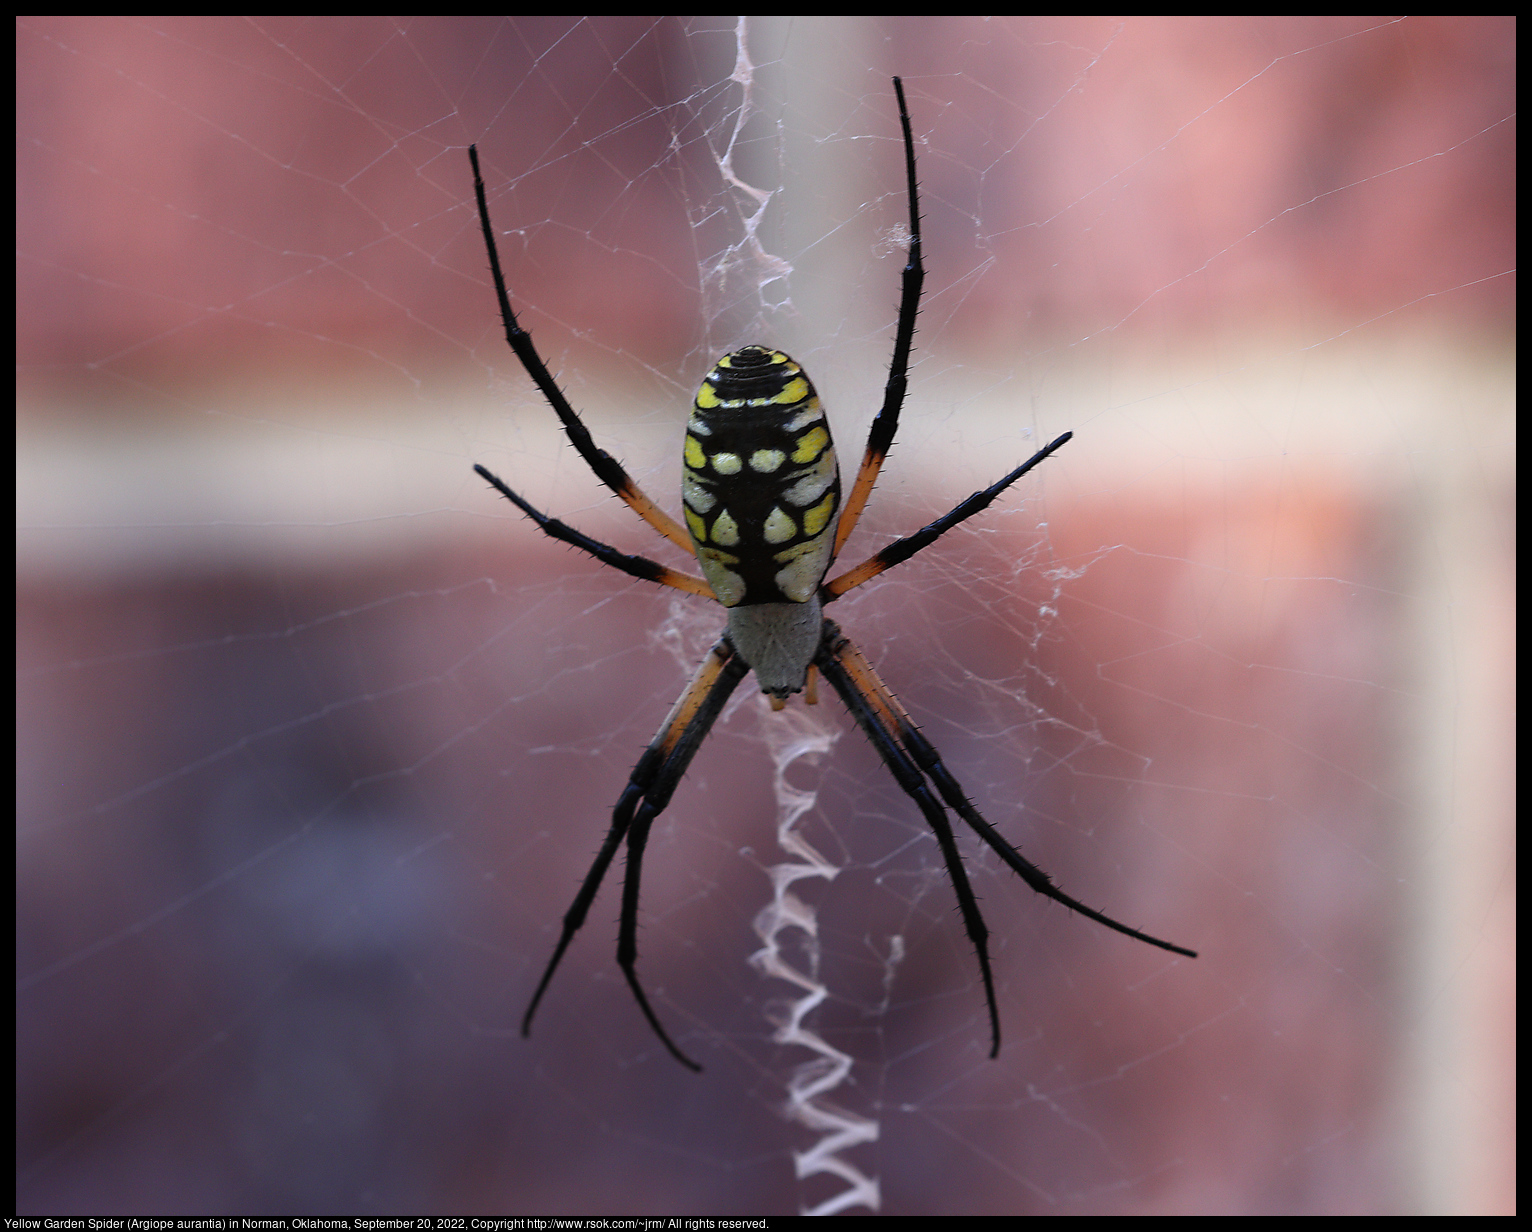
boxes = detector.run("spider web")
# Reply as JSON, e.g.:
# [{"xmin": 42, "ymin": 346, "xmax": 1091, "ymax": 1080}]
[{"xmin": 17, "ymin": 16, "xmax": 1515, "ymax": 1216}]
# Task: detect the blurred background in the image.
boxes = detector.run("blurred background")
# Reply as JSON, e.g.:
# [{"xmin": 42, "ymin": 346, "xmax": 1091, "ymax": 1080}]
[{"xmin": 17, "ymin": 16, "xmax": 1514, "ymax": 1216}]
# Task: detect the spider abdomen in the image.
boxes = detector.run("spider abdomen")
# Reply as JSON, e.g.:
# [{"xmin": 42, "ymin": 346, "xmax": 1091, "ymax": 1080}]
[{"xmin": 682, "ymin": 346, "xmax": 841, "ymax": 608}]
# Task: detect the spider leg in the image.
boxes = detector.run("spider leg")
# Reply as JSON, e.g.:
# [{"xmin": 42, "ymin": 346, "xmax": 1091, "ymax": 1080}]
[
  {"xmin": 521, "ymin": 636, "xmax": 749, "ymax": 1072},
  {"xmin": 815, "ymin": 621, "xmax": 1004, "ymax": 1057},
  {"xmin": 474, "ymin": 463, "xmax": 714, "ymax": 599},
  {"xmin": 519, "ymin": 778, "xmax": 645, "ymax": 1039},
  {"xmin": 617, "ymin": 799, "xmax": 697, "ymax": 1069},
  {"xmin": 469, "ymin": 145, "xmax": 694, "ymax": 555},
  {"xmin": 823, "ymin": 431, "xmax": 1072, "ymax": 600},
  {"xmin": 834, "ymin": 77, "xmax": 926, "ymax": 556},
  {"xmin": 827, "ymin": 628, "xmax": 1197, "ymax": 959}
]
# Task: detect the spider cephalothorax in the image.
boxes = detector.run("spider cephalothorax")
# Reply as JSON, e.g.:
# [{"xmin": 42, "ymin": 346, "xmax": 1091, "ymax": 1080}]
[{"xmin": 469, "ymin": 78, "xmax": 1195, "ymax": 1071}]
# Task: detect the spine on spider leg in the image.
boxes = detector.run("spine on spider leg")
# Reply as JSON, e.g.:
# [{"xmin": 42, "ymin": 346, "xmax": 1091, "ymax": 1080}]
[
  {"xmin": 835, "ymin": 77, "xmax": 926, "ymax": 559},
  {"xmin": 471, "ymin": 463, "xmax": 712, "ymax": 598},
  {"xmin": 468, "ymin": 146, "xmax": 581, "ymax": 432},
  {"xmin": 815, "ymin": 623, "xmax": 1006, "ymax": 1058},
  {"xmin": 467, "ymin": 145, "xmax": 694, "ymax": 553},
  {"xmin": 872, "ymin": 664, "xmax": 1200, "ymax": 962},
  {"xmin": 878, "ymin": 76, "xmax": 925, "ymax": 444},
  {"xmin": 822, "ymin": 431, "xmax": 1074, "ymax": 601}
]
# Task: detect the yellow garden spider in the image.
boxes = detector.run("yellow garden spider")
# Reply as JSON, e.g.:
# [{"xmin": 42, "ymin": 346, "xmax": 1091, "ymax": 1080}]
[{"xmin": 470, "ymin": 78, "xmax": 1195, "ymax": 1071}]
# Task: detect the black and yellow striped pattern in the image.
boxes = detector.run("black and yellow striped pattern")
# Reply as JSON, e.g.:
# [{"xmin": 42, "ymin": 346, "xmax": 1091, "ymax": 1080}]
[{"xmin": 682, "ymin": 346, "xmax": 841, "ymax": 606}]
